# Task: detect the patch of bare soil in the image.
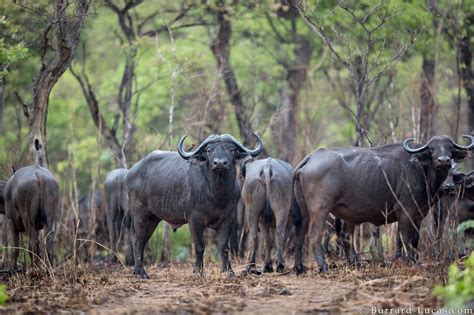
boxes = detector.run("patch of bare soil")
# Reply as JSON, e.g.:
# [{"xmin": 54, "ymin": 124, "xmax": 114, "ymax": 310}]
[{"xmin": 0, "ymin": 259, "xmax": 445, "ymax": 314}]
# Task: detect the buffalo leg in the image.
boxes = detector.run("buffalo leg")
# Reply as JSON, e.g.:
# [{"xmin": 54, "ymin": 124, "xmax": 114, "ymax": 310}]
[
  {"xmin": 246, "ymin": 207, "xmax": 260, "ymax": 272},
  {"xmin": 106, "ymin": 199, "xmax": 117, "ymax": 261},
  {"xmin": 261, "ymin": 224, "xmax": 273, "ymax": 273},
  {"xmin": 215, "ymin": 220, "xmax": 234, "ymax": 275},
  {"xmin": 370, "ymin": 226, "xmax": 384, "ymax": 264},
  {"xmin": 28, "ymin": 229, "xmax": 40, "ymax": 267},
  {"xmin": 239, "ymin": 228, "xmax": 248, "ymax": 259},
  {"xmin": 275, "ymin": 209, "xmax": 288, "ymax": 272},
  {"xmin": 189, "ymin": 220, "xmax": 205, "ymax": 274},
  {"xmin": 229, "ymin": 222, "xmax": 239, "ymax": 258},
  {"xmin": 396, "ymin": 214, "xmax": 421, "ymax": 262},
  {"xmin": 310, "ymin": 212, "xmax": 330, "ymax": 273},
  {"xmin": 10, "ymin": 222, "xmax": 19, "ymax": 270},
  {"xmin": 45, "ymin": 214, "xmax": 55, "ymax": 267},
  {"xmin": 114, "ymin": 208, "xmax": 124, "ymax": 253},
  {"xmin": 132, "ymin": 212, "xmax": 160, "ymax": 279},
  {"xmin": 124, "ymin": 226, "xmax": 134, "ymax": 266},
  {"xmin": 293, "ymin": 182, "xmax": 309, "ymax": 275},
  {"xmin": 341, "ymin": 222, "xmax": 360, "ymax": 267},
  {"xmin": 293, "ymin": 213, "xmax": 308, "ymax": 275}
]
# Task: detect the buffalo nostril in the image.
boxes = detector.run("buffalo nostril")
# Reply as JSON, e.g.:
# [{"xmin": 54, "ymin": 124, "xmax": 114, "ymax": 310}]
[
  {"xmin": 438, "ymin": 157, "xmax": 450, "ymax": 164},
  {"xmin": 213, "ymin": 160, "xmax": 218, "ymax": 166},
  {"xmin": 223, "ymin": 161, "xmax": 228, "ymax": 166}
]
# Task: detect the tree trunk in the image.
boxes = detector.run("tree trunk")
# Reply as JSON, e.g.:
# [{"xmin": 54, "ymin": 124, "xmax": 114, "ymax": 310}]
[
  {"xmin": 117, "ymin": 48, "xmax": 137, "ymax": 167},
  {"xmin": 70, "ymin": 68, "xmax": 126, "ymax": 167},
  {"xmin": 28, "ymin": 84, "xmax": 50, "ymax": 166},
  {"xmin": 283, "ymin": 38, "xmax": 313, "ymax": 162},
  {"xmin": 27, "ymin": 0, "xmax": 90, "ymax": 167},
  {"xmin": 460, "ymin": 30, "xmax": 474, "ymax": 168},
  {"xmin": 352, "ymin": 54, "xmax": 368, "ymax": 147},
  {"xmin": 419, "ymin": 55, "xmax": 437, "ymax": 143},
  {"xmin": 210, "ymin": 1, "xmax": 254, "ymax": 146},
  {"xmin": 72, "ymin": 1, "xmax": 143, "ymax": 168},
  {"xmin": 460, "ymin": 36, "xmax": 473, "ymax": 130}
]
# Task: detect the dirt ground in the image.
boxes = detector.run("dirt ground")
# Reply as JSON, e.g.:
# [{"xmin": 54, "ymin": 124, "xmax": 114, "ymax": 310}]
[{"xmin": 0, "ymin": 257, "xmax": 448, "ymax": 314}]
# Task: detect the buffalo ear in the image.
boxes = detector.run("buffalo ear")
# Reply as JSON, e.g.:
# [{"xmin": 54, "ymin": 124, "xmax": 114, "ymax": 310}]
[
  {"xmin": 465, "ymin": 175, "xmax": 474, "ymax": 188},
  {"xmin": 238, "ymin": 157, "xmax": 253, "ymax": 176},
  {"xmin": 239, "ymin": 162, "xmax": 246, "ymax": 179},
  {"xmin": 410, "ymin": 150, "xmax": 431, "ymax": 163},
  {"xmin": 452, "ymin": 172, "xmax": 466, "ymax": 184},
  {"xmin": 452, "ymin": 149, "xmax": 469, "ymax": 162},
  {"xmin": 189, "ymin": 153, "xmax": 207, "ymax": 165},
  {"xmin": 235, "ymin": 150, "xmax": 249, "ymax": 160}
]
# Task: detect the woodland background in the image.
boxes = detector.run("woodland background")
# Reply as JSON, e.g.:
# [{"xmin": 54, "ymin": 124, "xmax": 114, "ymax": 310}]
[{"xmin": 0, "ymin": 0, "xmax": 473, "ymax": 261}]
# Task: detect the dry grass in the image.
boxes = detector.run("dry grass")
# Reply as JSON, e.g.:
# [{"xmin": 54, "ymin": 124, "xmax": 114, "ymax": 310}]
[{"xmin": 0, "ymin": 257, "xmax": 446, "ymax": 314}]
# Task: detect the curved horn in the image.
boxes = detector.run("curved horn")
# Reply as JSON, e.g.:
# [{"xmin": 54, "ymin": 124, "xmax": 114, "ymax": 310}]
[
  {"xmin": 403, "ymin": 138, "xmax": 430, "ymax": 154},
  {"xmin": 465, "ymin": 170, "xmax": 474, "ymax": 177},
  {"xmin": 452, "ymin": 135, "xmax": 474, "ymax": 151},
  {"xmin": 233, "ymin": 133, "xmax": 264, "ymax": 157},
  {"xmin": 177, "ymin": 135, "xmax": 194, "ymax": 159},
  {"xmin": 177, "ymin": 134, "xmax": 220, "ymax": 159}
]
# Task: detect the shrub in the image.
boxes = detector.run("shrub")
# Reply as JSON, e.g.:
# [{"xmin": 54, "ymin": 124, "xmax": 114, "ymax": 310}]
[
  {"xmin": 0, "ymin": 284, "xmax": 7, "ymax": 305},
  {"xmin": 433, "ymin": 252, "xmax": 474, "ymax": 308}
]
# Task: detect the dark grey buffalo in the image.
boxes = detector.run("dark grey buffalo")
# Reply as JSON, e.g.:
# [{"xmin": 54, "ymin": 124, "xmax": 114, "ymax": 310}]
[
  {"xmin": 450, "ymin": 170, "xmax": 474, "ymax": 201},
  {"xmin": 241, "ymin": 157, "xmax": 293, "ymax": 273},
  {"xmin": 432, "ymin": 170, "xmax": 474, "ymax": 258},
  {"xmin": 4, "ymin": 165, "xmax": 59, "ymax": 267},
  {"xmin": 292, "ymin": 135, "xmax": 474, "ymax": 274},
  {"xmin": 104, "ymin": 168, "xmax": 130, "ymax": 261},
  {"xmin": 126, "ymin": 133, "xmax": 263, "ymax": 278},
  {"xmin": 437, "ymin": 192, "xmax": 474, "ymax": 255}
]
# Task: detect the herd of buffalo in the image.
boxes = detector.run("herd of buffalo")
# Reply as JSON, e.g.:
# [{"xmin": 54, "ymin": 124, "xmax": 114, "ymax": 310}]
[{"xmin": 0, "ymin": 133, "xmax": 474, "ymax": 279}]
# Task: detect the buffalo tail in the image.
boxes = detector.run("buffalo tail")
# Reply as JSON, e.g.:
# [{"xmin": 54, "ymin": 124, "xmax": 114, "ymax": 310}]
[{"xmin": 263, "ymin": 165, "xmax": 273, "ymax": 225}]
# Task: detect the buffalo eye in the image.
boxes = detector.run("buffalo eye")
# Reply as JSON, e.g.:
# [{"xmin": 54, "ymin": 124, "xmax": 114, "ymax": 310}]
[
  {"xmin": 206, "ymin": 147, "xmax": 212, "ymax": 154},
  {"xmin": 229, "ymin": 147, "xmax": 235, "ymax": 154}
]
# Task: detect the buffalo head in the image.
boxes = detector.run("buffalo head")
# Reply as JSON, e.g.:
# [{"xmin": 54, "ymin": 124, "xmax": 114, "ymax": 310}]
[
  {"xmin": 445, "ymin": 170, "xmax": 474, "ymax": 201},
  {"xmin": 403, "ymin": 135, "xmax": 474, "ymax": 169},
  {"xmin": 177, "ymin": 133, "xmax": 263, "ymax": 173}
]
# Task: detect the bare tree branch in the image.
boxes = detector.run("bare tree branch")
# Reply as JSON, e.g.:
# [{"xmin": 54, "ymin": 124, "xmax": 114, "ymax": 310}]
[{"xmin": 291, "ymin": 1, "xmax": 350, "ymax": 67}]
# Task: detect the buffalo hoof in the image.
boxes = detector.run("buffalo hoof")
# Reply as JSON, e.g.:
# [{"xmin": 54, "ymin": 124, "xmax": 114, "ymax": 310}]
[
  {"xmin": 193, "ymin": 269, "xmax": 204, "ymax": 277},
  {"xmin": 226, "ymin": 270, "xmax": 236, "ymax": 279},
  {"xmin": 133, "ymin": 266, "xmax": 149, "ymax": 279},
  {"xmin": 294, "ymin": 265, "xmax": 305, "ymax": 275},
  {"xmin": 125, "ymin": 256, "xmax": 134, "ymax": 267},
  {"xmin": 353, "ymin": 260, "xmax": 361, "ymax": 269},
  {"xmin": 263, "ymin": 264, "xmax": 273, "ymax": 273},
  {"xmin": 319, "ymin": 264, "xmax": 329, "ymax": 273},
  {"xmin": 246, "ymin": 265, "xmax": 262, "ymax": 275},
  {"xmin": 276, "ymin": 264, "xmax": 285, "ymax": 273}
]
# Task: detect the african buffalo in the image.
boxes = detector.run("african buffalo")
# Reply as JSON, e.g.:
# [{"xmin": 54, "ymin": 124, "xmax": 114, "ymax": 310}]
[
  {"xmin": 4, "ymin": 165, "xmax": 59, "ymax": 267},
  {"xmin": 126, "ymin": 133, "xmax": 263, "ymax": 278},
  {"xmin": 293, "ymin": 135, "xmax": 474, "ymax": 274},
  {"xmin": 450, "ymin": 170, "xmax": 474, "ymax": 201},
  {"xmin": 431, "ymin": 170, "xmax": 474, "ymax": 258},
  {"xmin": 240, "ymin": 157, "xmax": 293, "ymax": 273},
  {"xmin": 104, "ymin": 168, "xmax": 131, "ymax": 262},
  {"xmin": 438, "ymin": 193, "xmax": 474, "ymax": 256}
]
